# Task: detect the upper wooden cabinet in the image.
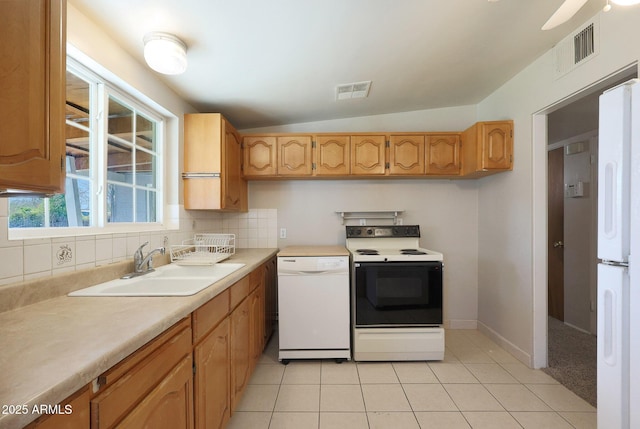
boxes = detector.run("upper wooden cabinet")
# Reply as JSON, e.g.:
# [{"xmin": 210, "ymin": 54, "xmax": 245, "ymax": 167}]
[
  {"xmin": 277, "ymin": 136, "xmax": 313, "ymax": 176},
  {"xmin": 388, "ymin": 135, "xmax": 425, "ymax": 175},
  {"xmin": 243, "ymin": 136, "xmax": 277, "ymax": 177},
  {"xmin": 243, "ymin": 135, "xmax": 313, "ymax": 177},
  {"xmin": 351, "ymin": 135, "xmax": 386, "ymax": 175},
  {"xmin": 461, "ymin": 120, "xmax": 513, "ymax": 177},
  {"xmin": 240, "ymin": 122, "xmax": 511, "ymax": 180},
  {"xmin": 426, "ymin": 134, "xmax": 461, "ymax": 176},
  {"xmin": 0, "ymin": 0, "xmax": 66, "ymax": 195},
  {"xmin": 183, "ymin": 113, "xmax": 247, "ymax": 211},
  {"xmin": 315, "ymin": 135, "xmax": 350, "ymax": 176}
]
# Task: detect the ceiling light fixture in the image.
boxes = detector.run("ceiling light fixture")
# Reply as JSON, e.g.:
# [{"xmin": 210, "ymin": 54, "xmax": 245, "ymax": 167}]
[
  {"xmin": 603, "ymin": 0, "xmax": 612, "ymax": 12},
  {"xmin": 143, "ymin": 32, "xmax": 188, "ymax": 75}
]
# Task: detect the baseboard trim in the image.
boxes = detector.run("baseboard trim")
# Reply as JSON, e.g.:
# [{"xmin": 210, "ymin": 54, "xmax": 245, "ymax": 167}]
[{"xmin": 477, "ymin": 320, "xmax": 533, "ymax": 367}]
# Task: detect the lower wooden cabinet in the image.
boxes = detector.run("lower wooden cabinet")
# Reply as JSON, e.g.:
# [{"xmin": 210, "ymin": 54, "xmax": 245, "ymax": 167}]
[
  {"xmin": 249, "ymin": 283, "xmax": 265, "ymax": 368},
  {"xmin": 117, "ymin": 355, "xmax": 194, "ymax": 429},
  {"xmin": 25, "ymin": 387, "xmax": 90, "ymax": 429},
  {"xmin": 263, "ymin": 257, "xmax": 277, "ymax": 346},
  {"xmin": 230, "ymin": 295, "xmax": 251, "ymax": 412},
  {"xmin": 194, "ymin": 318, "xmax": 230, "ymax": 429},
  {"xmin": 90, "ymin": 318, "xmax": 193, "ymax": 429},
  {"xmin": 45, "ymin": 260, "xmax": 277, "ymax": 429}
]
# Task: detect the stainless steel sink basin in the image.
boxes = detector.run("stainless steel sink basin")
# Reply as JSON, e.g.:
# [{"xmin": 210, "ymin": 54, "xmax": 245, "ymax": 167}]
[{"xmin": 68, "ymin": 263, "xmax": 245, "ymax": 296}]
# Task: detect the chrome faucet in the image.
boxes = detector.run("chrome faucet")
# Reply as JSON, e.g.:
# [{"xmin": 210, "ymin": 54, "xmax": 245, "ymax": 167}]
[{"xmin": 133, "ymin": 241, "xmax": 166, "ymax": 274}]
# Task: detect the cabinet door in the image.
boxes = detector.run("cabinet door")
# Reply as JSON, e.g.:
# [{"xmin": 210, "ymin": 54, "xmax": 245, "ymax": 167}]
[
  {"xmin": 222, "ymin": 122, "xmax": 247, "ymax": 210},
  {"xmin": 315, "ymin": 136, "xmax": 350, "ymax": 176},
  {"xmin": 264, "ymin": 258, "xmax": 277, "ymax": 344},
  {"xmin": 0, "ymin": 0, "xmax": 66, "ymax": 194},
  {"xmin": 425, "ymin": 135, "xmax": 461, "ymax": 175},
  {"xmin": 183, "ymin": 114, "xmax": 222, "ymax": 210},
  {"xmin": 389, "ymin": 135, "xmax": 425, "ymax": 175},
  {"xmin": 117, "ymin": 355, "xmax": 194, "ymax": 429},
  {"xmin": 249, "ymin": 284, "xmax": 265, "ymax": 368},
  {"xmin": 26, "ymin": 387, "xmax": 90, "ymax": 429},
  {"xmin": 479, "ymin": 122, "xmax": 512, "ymax": 170},
  {"xmin": 277, "ymin": 136, "xmax": 312, "ymax": 176},
  {"xmin": 183, "ymin": 114, "xmax": 246, "ymax": 211},
  {"xmin": 230, "ymin": 298, "xmax": 251, "ymax": 411},
  {"xmin": 351, "ymin": 135, "xmax": 386, "ymax": 175},
  {"xmin": 194, "ymin": 319, "xmax": 230, "ymax": 429},
  {"xmin": 90, "ymin": 320, "xmax": 192, "ymax": 429},
  {"xmin": 243, "ymin": 136, "xmax": 277, "ymax": 176}
]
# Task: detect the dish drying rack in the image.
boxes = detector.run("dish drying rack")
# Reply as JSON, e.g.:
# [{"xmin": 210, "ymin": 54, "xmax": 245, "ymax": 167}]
[{"xmin": 170, "ymin": 234, "xmax": 235, "ymax": 265}]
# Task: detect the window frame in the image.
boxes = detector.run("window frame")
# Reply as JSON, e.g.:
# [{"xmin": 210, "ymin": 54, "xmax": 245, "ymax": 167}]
[{"xmin": 8, "ymin": 49, "xmax": 176, "ymax": 240}]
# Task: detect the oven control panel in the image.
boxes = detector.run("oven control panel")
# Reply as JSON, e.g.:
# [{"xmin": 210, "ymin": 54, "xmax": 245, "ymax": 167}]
[{"xmin": 346, "ymin": 225, "xmax": 420, "ymax": 238}]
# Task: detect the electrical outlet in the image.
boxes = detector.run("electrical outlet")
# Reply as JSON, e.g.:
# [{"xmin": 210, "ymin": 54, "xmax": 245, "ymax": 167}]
[{"xmin": 280, "ymin": 228, "xmax": 287, "ymax": 239}]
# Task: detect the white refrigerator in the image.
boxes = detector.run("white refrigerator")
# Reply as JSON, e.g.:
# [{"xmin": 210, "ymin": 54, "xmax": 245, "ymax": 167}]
[{"xmin": 597, "ymin": 79, "xmax": 640, "ymax": 429}]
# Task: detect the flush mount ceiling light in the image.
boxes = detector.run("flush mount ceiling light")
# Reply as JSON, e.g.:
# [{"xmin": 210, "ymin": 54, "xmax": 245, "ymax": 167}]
[{"xmin": 143, "ymin": 32, "xmax": 188, "ymax": 75}]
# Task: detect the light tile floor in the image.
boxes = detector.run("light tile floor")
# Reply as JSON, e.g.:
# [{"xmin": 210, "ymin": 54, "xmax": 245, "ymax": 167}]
[{"xmin": 227, "ymin": 329, "xmax": 596, "ymax": 429}]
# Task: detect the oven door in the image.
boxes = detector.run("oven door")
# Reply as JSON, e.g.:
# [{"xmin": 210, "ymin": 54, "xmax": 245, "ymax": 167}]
[{"xmin": 353, "ymin": 261, "xmax": 443, "ymax": 327}]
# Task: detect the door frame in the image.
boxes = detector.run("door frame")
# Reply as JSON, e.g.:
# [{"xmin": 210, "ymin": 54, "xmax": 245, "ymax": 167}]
[{"xmin": 531, "ymin": 65, "xmax": 637, "ymax": 368}]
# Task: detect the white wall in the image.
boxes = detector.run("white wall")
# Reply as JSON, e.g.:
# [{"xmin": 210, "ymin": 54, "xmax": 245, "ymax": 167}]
[
  {"xmin": 0, "ymin": 6, "xmax": 277, "ymax": 288},
  {"xmin": 476, "ymin": 8, "xmax": 640, "ymax": 366},
  {"xmin": 243, "ymin": 105, "xmax": 481, "ymax": 327}
]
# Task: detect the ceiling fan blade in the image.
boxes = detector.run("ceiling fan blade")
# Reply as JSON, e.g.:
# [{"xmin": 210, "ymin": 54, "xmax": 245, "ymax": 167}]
[{"xmin": 541, "ymin": 0, "xmax": 589, "ymax": 30}]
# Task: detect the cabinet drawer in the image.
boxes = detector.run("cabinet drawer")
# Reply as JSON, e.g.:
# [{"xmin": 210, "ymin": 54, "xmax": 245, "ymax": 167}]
[
  {"xmin": 91, "ymin": 319, "xmax": 192, "ymax": 429},
  {"xmin": 193, "ymin": 289, "xmax": 230, "ymax": 344},
  {"xmin": 230, "ymin": 275, "xmax": 250, "ymax": 309}
]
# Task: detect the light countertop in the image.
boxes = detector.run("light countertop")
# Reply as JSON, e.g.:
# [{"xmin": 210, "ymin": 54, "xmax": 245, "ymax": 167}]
[{"xmin": 0, "ymin": 248, "xmax": 277, "ymax": 429}]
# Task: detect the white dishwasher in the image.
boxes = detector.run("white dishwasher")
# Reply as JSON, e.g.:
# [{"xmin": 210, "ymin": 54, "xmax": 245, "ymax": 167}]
[{"xmin": 277, "ymin": 246, "xmax": 351, "ymax": 364}]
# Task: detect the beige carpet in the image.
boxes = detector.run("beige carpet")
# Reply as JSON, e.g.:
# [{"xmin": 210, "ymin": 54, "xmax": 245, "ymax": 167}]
[{"xmin": 542, "ymin": 316, "xmax": 597, "ymax": 407}]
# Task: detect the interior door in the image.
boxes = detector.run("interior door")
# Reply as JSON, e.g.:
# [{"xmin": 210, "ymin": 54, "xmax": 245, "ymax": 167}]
[{"xmin": 548, "ymin": 147, "xmax": 564, "ymax": 320}]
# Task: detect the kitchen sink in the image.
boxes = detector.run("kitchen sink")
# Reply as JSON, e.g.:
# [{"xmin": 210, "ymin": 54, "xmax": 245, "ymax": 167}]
[{"xmin": 68, "ymin": 263, "xmax": 245, "ymax": 297}]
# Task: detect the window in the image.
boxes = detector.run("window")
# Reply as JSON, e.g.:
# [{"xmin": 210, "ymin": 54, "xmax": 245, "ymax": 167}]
[{"xmin": 9, "ymin": 59, "xmax": 164, "ymax": 233}]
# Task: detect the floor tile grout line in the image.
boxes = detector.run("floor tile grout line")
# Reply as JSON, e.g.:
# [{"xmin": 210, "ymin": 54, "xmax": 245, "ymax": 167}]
[
  {"xmin": 354, "ymin": 361, "xmax": 373, "ymax": 428},
  {"xmin": 233, "ymin": 332, "xmax": 596, "ymax": 429}
]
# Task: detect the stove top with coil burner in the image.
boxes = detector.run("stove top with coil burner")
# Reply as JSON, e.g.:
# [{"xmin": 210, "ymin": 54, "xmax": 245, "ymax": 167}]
[{"xmin": 346, "ymin": 225, "xmax": 443, "ymax": 262}]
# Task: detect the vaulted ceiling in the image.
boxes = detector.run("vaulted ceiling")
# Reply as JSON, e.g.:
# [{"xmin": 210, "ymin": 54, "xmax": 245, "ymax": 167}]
[{"xmin": 70, "ymin": 0, "xmax": 604, "ymax": 129}]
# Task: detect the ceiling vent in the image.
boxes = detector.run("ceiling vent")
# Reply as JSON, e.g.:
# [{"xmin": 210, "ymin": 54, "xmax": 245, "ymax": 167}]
[
  {"xmin": 335, "ymin": 81, "xmax": 372, "ymax": 100},
  {"xmin": 554, "ymin": 19, "xmax": 599, "ymax": 79}
]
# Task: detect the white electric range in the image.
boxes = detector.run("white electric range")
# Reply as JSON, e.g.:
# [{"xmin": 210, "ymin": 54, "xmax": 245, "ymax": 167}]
[{"xmin": 346, "ymin": 225, "xmax": 445, "ymax": 361}]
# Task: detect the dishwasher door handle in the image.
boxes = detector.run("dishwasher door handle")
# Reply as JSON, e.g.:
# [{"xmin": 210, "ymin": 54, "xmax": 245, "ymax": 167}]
[{"xmin": 280, "ymin": 270, "xmax": 346, "ymax": 275}]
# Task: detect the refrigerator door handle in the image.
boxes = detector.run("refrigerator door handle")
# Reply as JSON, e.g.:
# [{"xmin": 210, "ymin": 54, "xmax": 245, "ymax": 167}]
[
  {"xmin": 603, "ymin": 288, "xmax": 616, "ymax": 366},
  {"xmin": 602, "ymin": 162, "xmax": 617, "ymax": 239}
]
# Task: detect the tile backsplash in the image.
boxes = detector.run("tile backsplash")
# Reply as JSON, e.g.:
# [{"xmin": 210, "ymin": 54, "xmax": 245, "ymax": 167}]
[{"xmin": 0, "ymin": 200, "xmax": 277, "ymax": 287}]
